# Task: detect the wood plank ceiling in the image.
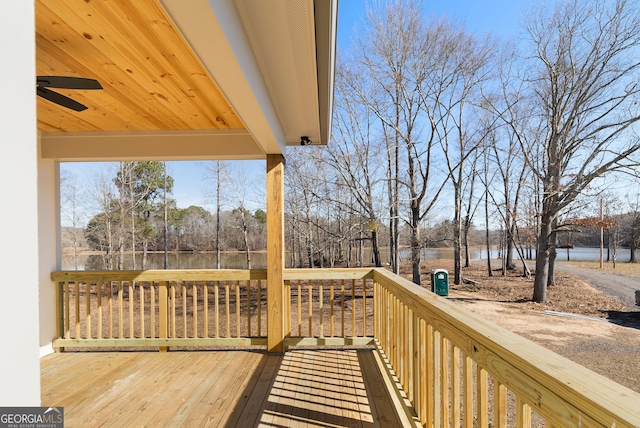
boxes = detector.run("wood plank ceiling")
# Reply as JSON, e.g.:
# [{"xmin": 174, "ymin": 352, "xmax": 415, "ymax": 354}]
[{"xmin": 35, "ymin": 0, "xmax": 245, "ymax": 133}]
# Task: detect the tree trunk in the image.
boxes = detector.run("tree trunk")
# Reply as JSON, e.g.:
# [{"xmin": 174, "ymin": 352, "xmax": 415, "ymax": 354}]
[
  {"xmin": 371, "ymin": 229, "xmax": 381, "ymax": 267},
  {"xmin": 142, "ymin": 239, "xmax": 148, "ymax": 269},
  {"xmin": 505, "ymin": 209, "xmax": 515, "ymax": 270},
  {"xmin": 118, "ymin": 162, "xmax": 126, "ymax": 271},
  {"xmin": 463, "ymin": 214, "xmax": 471, "ymax": 268},
  {"xmin": 242, "ymin": 214, "xmax": 251, "ymax": 270},
  {"xmin": 130, "ymin": 176, "xmax": 136, "ymax": 270},
  {"xmin": 453, "ymin": 187, "xmax": 462, "ymax": 285},
  {"xmin": 411, "ymin": 205, "xmax": 421, "ymax": 285},
  {"xmin": 533, "ymin": 212, "xmax": 553, "ymax": 302},
  {"xmin": 547, "ymin": 224, "xmax": 558, "ymax": 286},
  {"xmin": 163, "ymin": 161, "xmax": 168, "ymax": 270},
  {"xmin": 485, "ymin": 192, "xmax": 492, "ymax": 277}
]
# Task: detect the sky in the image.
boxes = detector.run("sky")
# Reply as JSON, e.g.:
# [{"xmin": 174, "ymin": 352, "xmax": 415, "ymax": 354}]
[{"xmin": 61, "ymin": 0, "xmax": 542, "ymax": 220}]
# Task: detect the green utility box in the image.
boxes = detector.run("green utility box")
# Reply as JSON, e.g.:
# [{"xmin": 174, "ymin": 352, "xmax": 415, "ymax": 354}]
[{"xmin": 431, "ymin": 269, "xmax": 449, "ymax": 296}]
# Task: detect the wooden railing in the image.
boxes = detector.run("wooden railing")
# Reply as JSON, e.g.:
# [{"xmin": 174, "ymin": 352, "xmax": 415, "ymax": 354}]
[
  {"xmin": 51, "ymin": 270, "xmax": 270, "ymax": 349},
  {"xmin": 283, "ymin": 268, "xmax": 374, "ymax": 347},
  {"xmin": 371, "ymin": 268, "xmax": 640, "ymax": 428},
  {"xmin": 51, "ymin": 268, "xmax": 374, "ymax": 350},
  {"xmin": 51, "ymin": 267, "xmax": 640, "ymax": 427}
]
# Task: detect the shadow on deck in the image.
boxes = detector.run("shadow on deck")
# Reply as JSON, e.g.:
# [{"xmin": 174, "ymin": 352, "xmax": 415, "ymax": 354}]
[{"xmin": 41, "ymin": 349, "xmax": 411, "ymax": 427}]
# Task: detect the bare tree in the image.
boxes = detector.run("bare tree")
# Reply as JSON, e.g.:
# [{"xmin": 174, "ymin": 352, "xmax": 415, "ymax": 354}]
[
  {"xmin": 204, "ymin": 160, "xmax": 231, "ymax": 268},
  {"xmin": 60, "ymin": 170, "xmax": 89, "ymax": 269},
  {"xmin": 86, "ymin": 168, "xmax": 119, "ymax": 270},
  {"xmin": 503, "ymin": 0, "xmax": 640, "ymax": 302},
  {"xmin": 223, "ymin": 161, "xmax": 264, "ymax": 269},
  {"xmin": 422, "ymin": 18, "xmax": 496, "ymax": 284},
  {"xmin": 349, "ymin": 0, "xmax": 457, "ymax": 284},
  {"xmin": 326, "ymin": 60, "xmax": 387, "ymax": 267}
]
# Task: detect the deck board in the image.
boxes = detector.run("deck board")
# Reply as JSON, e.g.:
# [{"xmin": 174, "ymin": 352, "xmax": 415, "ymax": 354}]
[{"xmin": 41, "ymin": 349, "xmax": 408, "ymax": 427}]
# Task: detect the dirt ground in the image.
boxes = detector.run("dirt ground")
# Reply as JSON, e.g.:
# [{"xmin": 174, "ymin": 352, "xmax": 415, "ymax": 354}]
[{"xmin": 400, "ymin": 259, "xmax": 640, "ymax": 393}]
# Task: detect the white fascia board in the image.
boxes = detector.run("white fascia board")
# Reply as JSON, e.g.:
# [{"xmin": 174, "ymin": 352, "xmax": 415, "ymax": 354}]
[
  {"xmin": 159, "ymin": 0, "xmax": 286, "ymax": 155},
  {"xmin": 40, "ymin": 129, "xmax": 265, "ymax": 161},
  {"xmin": 314, "ymin": 0, "xmax": 338, "ymax": 146}
]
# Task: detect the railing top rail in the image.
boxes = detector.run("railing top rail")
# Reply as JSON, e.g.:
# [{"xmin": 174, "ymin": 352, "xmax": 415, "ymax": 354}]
[
  {"xmin": 284, "ymin": 268, "xmax": 374, "ymax": 280},
  {"xmin": 51, "ymin": 269, "xmax": 268, "ymax": 282},
  {"xmin": 372, "ymin": 267, "xmax": 640, "ymax": 427},
  {"xmin": 51, "ymin": 268, "xmax": 375, "ymax": 283}
]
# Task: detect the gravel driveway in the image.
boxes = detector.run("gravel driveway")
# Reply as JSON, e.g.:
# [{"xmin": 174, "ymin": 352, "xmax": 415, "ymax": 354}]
[{"xmin": 556, "ymin": 263, "xmax": 640, "ymax": 310}]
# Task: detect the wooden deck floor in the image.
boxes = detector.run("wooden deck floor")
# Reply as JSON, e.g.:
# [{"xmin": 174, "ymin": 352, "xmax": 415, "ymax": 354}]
[{"xmin": 41, "ymin": 349, "xmax": 410, "ymax": 427}]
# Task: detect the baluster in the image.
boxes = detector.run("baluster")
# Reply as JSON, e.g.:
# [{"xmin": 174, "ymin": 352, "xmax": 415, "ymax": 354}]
[
  {"xmin": 373, "ymin": 281, "xmax": 378, "ymax": 340},
  {"xmin": 411, "ymin": 312, "xmax": 419, "ymax": 407},
  {"xmin": 441, "ymin": 335, "xmax": 450, "ymax": 427},
  {"xmin": 330, "ymin": 280, "xmax": 334, "ymax": 337},
  {"xmin": 494, "ymin": 380, "xmax": 507, "ymax": 428},
  {"xmin": 86, "ymin": 282, "xmax": 91, "ymax": 339},
  {"xmin": 351, "ymin": 279, "xmax": 356, "ymax": 336},
  {"xmin": 64, "ymin": 282, "xmax": 70, "ymax": 339},
  {"xmin": 108, "ymin": 282, "xmax": 113, "ymax": 339},
  {"xmin": 426, "ymin": 323, "xmax": 435, "ymax": 427},
  {"xmin": 247, "ymin": 280, "xmax": 251, "ymax": 337},
  {"xmin": 477, "ymin": 366, "xmax": 489, "ymax": 428},
  {"xmin": 400, "ymin": 302, "xmax": 406, "ymax": 391},
  {"xmin": 319, "ymin": 281, "xmax": 324, "ymax": 338},
  {"xmin": 452, "ymin": 345, "xmax": 461, "ymax": 428},
  {"xmin": 182, "ymin": 282, "xmax": 187, "ymax": 338},
  {"xmin": 516, "ymin": 397, "xmax": 532, "ymax": 428},
  {"xmin": 362, "ymin": 278, "xmax": 367, "ymax": 336},
  {"xmin": 118, "ymin": 281, "xmax": 123, "ymax": 339},
  {"xmin": 235, "ymin": 281, "xmax": 241, "ymax": 338},
  {"xmin": 150, "ymin": 284, "xmax": 155, "ymax": 339},
  {"xmin": 257, "ymin": 280, "xmax": 261, "ymax": 337},
  {"xmin": 170, "ymin": 282, "xmax": 176, "ymax": 338},
  {"xmin": 193, "ymin": 282, "xmax": 198, "ymax": 338},
  {"xmin": 140, "ymin": 283, "xmax": 145, "ymax": 338},
  {"xmin": 74, "ymin": 281, "xmax": 80, "ymax": 338},
  {"xmin": 284, "ymin": 280, "xmax": 291, "ymax": 338},
  {"xmin": 308, "ymin": 281, "xmax": 313, "ymax": 337},
  {"xmin": 297, "ymin": 280, "xmax": 302, "ymax": 337},
  {"xmin": 215, "ymin": 282, "xmax": 219, "ymax": 338},
  {"xmin": 129, "ymin": 281, "xmax": 134, "ymax": 338},
  {"xmin": 341, "ymin": 280, "xmax": 345, "ymax": 337},
  {"xmin": 419, "ymin": 318, "xmax": 427, "ymax": 426},
  {"xmin": 225, "ymin": 281, "xmax": 230, "ymax": 338},
  {"xmin": 463, "ymin": 353, "xmax": 473, "ymax": 427},
  {"xmin": 97, "ymin": 282, "xmax": 103, "ymax": 340},
  {"xmin": 204, "ymin": 283, "xmax": 208, "ymax": 338}
]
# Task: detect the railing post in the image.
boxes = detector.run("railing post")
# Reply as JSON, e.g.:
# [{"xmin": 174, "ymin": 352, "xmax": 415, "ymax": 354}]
[
  {"xmin": 159, "ymin": 281, "xmax": 168, "ymax": 352},
  {"xmin": 266, "ymin": 154, "xmax": 285, "ymax": 353}
]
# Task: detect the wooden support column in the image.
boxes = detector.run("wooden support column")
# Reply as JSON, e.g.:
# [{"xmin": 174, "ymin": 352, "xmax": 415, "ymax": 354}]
[{"xmin": 267, "ymin": 154, "xmax": 285, "ymax": 353}]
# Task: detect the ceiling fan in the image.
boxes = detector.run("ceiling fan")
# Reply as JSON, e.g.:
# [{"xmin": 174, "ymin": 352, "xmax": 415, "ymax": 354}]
[{"xmin": 36, "ymin": 76, "xmax": 103, "ymax": 112}]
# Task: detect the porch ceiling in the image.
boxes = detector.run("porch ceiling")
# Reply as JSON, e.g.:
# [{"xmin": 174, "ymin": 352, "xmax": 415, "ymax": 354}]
[{"xmin": 36, "ymin": 0, "xmax": 337, "ymax": 161}]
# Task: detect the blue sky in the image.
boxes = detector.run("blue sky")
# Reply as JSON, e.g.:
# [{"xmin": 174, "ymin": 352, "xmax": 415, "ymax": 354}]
[
  {"xmin": 61, "ymin": 0, "xmax": 541, "ymax": 217},
  {"xmin": 337, "ymin": 0, "xmax": 533, "ymax": 45}
]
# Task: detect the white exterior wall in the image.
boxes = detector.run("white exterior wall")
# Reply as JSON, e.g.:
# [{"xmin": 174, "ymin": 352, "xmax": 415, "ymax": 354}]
[
  {"xmin": 38, "ymin": 151, "xmax": 60, "ymax": 357},
  {"xmin": 0, "ymin": 3, "xmax": 41, "ymax": 405}
]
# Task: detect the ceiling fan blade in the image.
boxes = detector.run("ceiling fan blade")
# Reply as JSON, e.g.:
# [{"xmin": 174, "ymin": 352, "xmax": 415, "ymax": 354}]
[
  {"xmin": 37, "ymin": 86, "xmax": 88, "ymax": 112},
  {"xmin": 36, "ymin": 76, "xmax": 102, "ymax": 90}
]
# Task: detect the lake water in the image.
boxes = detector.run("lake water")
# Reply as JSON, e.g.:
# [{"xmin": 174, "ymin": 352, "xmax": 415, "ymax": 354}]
[{"xmin": 62, "ymin": 247, "xmax": 631, "ymax": 270}]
